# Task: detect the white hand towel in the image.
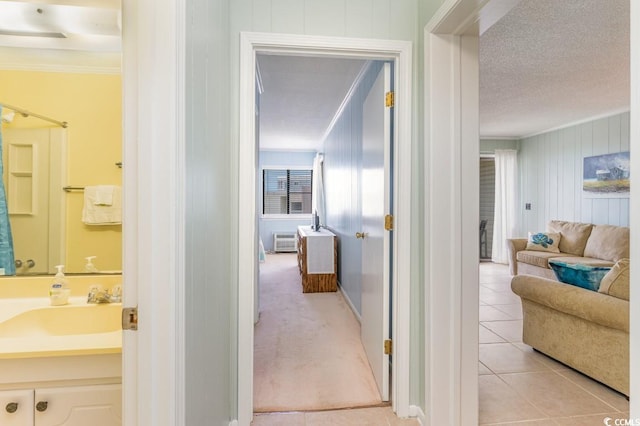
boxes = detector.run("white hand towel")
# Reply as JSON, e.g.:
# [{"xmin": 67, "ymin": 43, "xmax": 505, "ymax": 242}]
[
  {"xmin": 93, "ymin": 185, "xmax": 114, "ymax": 206},
  {"xmin": 82, "ymin": 185, "xmax": 122, "ymax": 225}
]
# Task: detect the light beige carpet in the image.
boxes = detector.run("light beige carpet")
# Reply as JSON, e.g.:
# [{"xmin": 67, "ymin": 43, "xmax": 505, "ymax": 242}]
[{"xmin": 254, "ymin": 253, "xmax": 382, "ymax": 412}]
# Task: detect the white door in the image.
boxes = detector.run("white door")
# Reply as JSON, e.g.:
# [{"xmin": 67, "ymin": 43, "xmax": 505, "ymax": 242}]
[
  {"xmin": 360, "ymin": 62, "xmax": 392, "ymax": 401},
  {"xmin": 3, "ymin": 128, "xmax": 65, "ymax": 275}
]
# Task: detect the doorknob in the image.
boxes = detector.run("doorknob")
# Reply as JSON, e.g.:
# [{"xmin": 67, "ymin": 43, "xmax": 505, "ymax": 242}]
[{"xmin": 355, "ymin": 232, "xmax": 368, "ymax": 239}]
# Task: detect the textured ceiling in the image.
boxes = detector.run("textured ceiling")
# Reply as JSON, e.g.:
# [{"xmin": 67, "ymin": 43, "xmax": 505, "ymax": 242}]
[
  {"xmin": 480, "ymin": 0, "xmax": 630, "ymax": 138},
  {"xmin": 257, "ymin": 54, "xmax": 366, "ymax": 151}
]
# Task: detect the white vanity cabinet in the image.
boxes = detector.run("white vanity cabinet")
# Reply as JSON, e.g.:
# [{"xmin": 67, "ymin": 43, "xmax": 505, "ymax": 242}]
[
  {"xmin": 1, "ymin": 389, "xmax": 34, "ymax": 425},
  {"xmin": 35, "ymin": 384, "xmax": 121, "ymax": 426},
  {"xmin": 1, "ymin": 384, "xmax": 121, "ymax": 426}
]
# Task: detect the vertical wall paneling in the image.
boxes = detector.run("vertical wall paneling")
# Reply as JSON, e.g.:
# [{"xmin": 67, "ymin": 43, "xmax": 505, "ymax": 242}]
[
  {"xmin": 371, "ymin": 0, "xmax": 391, "ymax": 39},
  {"xmin": 479, "ymin": 139, "xmax": 519, "ymax": 154},
  {"xmin": 345, "ymin": 0, "xmax": 373, "ymax": 37},
  {"xmin": 252, "ymin": 0, "xmax": 272, "ymax": 32},
  {"xmin": 518, "ymin": 112, "xmax": 630, "ymax": 235},
  {"xmin": 547, "ymin": 132, "xmax": 559, "ymax": 222},
  {"xmin": 609, "ymin": 114, "xmax": 622, "ymax": 153},
  {"xmin": 389, "ymin": 0, "xmax": 417, "ymax": 42},
  {"xmin": 580, "ymin": 122, "xmax": 594, "ymax": 223},
  {"xmin": 271, "ymin": 0, "xmax": 305, "ymax": 34},
  {"xmin": 561, "ymin": 127, "xmax": 575, "ymax": 222},
  {"xmin": 323, "ymin": 61, "xmax": 383, "ymax": 315},
  {"xmin": 305, "ymin": 0, "xmax": 346, "ymax": 36},
  {"xmin": 185, "ymin": 0, "xmax": 233, "ymax": 423}
]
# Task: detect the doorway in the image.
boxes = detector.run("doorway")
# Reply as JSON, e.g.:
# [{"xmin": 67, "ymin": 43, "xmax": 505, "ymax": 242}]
[
  {"xmin": 254, "ymin": 55, "xmax": 394, "ymax": 413},
  {"xmin": 238, "ymin": 32, "xmax": 413, "ymax": 425},
  {"xmin": 479, "ymin": 156, "xmax": 495, "ymax": 261},
  {"xmin": 3, "ymin": 128, "xmax": 66, "ymax": 275}
]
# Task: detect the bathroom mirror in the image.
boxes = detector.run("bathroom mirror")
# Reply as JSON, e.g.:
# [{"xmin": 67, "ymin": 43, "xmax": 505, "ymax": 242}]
[
  {"xmin": 1, "ymin": 70, "xmax": 123, "ymax": 275},
  {"xmin": 0, "ymin": 1, "xmax": 122, "ymax": 275}
]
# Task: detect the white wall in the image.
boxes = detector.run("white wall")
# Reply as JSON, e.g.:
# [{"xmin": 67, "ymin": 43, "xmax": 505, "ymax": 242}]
[{"xmin": 518, "ymin": 112, "xmax": 630, "ymax": 235}]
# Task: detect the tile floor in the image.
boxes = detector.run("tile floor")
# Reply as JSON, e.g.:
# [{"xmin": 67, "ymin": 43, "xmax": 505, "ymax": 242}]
[
  {"xmin": 251, "ymin": 262, "xmax": 630, "ymax": 425},
  {"xmin": 479, "ymin": 262, "xmax": 629, "ymax": 425}
]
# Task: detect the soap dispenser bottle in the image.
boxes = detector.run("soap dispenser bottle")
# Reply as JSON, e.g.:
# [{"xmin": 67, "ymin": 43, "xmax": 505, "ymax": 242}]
[
  {"xmin": 50, "ymin": 265, "xmax": 71, "ymax": 306},
  {"xmin": 84, "ymin": 256, "xmax": 99, "ymax": 273}
]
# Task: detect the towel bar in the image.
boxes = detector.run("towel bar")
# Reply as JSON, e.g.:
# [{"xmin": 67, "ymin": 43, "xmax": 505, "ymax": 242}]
[{"xmin": 63, "ymin": 186, "xmax": 85, "ymax": 192}]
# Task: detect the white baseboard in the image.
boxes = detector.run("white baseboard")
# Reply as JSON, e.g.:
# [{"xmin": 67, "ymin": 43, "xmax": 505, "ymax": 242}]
[
  {"xmin": 409, "ymin": 405, "xmax": 426, "ymax": 426},
  {"xmin": 338, "ymin": 281, "xmax": 361, "ymax": 323}
]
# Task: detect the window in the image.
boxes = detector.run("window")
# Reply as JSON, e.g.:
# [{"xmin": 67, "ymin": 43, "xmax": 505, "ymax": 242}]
[{"xmin": 263, "ymin": 169, "xmax": 312, "ymax": 215}]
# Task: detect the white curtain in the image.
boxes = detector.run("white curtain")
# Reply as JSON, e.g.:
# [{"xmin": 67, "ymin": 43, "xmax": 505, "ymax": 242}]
[
  {"xmin": 311, "ymin": 152, "xmax": 325, "ymax": 226},
  {"xmin": 492, "ymin": 149, "xmax": 518, "ymax": 264}
]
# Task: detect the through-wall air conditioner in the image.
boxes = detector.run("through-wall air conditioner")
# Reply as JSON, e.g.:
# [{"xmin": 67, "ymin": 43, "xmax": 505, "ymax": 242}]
[{"xmin": 273, "ymin": 232, "xmax": 297, "ymax": 253}]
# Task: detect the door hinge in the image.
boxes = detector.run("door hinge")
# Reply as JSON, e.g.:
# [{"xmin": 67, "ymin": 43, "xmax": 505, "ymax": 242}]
[
  {"xmin": 122, "ymin": 307, "xmax": 138, "ymax": 331},
  {"xmin": 384, "ymin": 339, "xmax": 393, "ymax": 355},
  {"xmin": 385, "ymin": 91, "xmax": 394, "ymax": 108},
  {"xmin": 384, "ymin": 214, "xmax": 394, "ymax": 231}
]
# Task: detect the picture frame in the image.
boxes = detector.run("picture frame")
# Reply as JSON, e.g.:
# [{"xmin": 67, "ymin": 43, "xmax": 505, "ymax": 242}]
[{"xmin": 583, "ymin": 151, "xmax": 630, "ymax": 198}]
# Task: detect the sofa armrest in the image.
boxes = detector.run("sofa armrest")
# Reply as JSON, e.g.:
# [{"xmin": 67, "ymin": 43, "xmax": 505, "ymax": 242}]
[
  {"xmin": 511, "ymin": 275, "xmax": 629, "ymax": 332},
  {"xmin": 506, "ymin": 238, "xmax": 528, "ymax": 275}
]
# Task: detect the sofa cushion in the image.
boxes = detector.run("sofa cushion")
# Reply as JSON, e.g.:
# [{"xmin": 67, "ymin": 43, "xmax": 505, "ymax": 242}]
[
  {"xmin": 583, "ymin": 224, "xmax": 630, "ymax": 262},
  {"xmin": 526, "ymin": 232, "xmax": 561, "ymax": 253},
  {"xmin": 516, "ymin": 250, "xmax": 571, "ymax": 269},
  {"xmin": 547, "ymin": 256, "xmax": 615, "ymax": 268},
  {"xmin": 548, "ymin": 260, "xmax": 611, "ymax": 291},
  {"xmin": 599, "ymin": 258, "xmax": 630, "ymax": 301},
  {"xmin": 547, "ymin": 220, "xmax": 593, "ymax": 256}
]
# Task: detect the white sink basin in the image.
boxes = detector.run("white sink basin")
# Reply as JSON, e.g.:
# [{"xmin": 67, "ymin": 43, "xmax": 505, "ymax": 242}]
[{"xmin": 0, "ymin": 304, "xmax": 121, "ymax": 338}]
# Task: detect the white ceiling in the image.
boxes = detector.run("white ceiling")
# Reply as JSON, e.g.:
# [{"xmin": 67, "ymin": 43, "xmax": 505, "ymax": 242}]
[
  {"xmin": 257, "ymin": 54, "xmax": 366, "ymax": 151},
  {"xmin": 0, "ymin": 0, "xmax": 630, "ymax": 143},
  {"xmin": 480, "ymin": 0, "xmax": 630, "ymax": 139},
  {"xmin": 0, "ymin": 0, "xmax": 121, "ymax": 72}
]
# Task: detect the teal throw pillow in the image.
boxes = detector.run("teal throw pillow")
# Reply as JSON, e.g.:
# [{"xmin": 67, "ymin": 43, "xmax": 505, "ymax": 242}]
[
  {"xmin": 548, "ymin": 261, "xmax": 611, "ymax": 291},
  {"xmin": 526, "ymin": 232, "xmax": 561, "ymax": 253}
]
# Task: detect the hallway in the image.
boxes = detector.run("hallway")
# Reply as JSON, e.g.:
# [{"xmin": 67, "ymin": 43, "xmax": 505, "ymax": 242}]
[{"xmin": 254, "ymin": 253, "xmax": 382, "ymax": 412}]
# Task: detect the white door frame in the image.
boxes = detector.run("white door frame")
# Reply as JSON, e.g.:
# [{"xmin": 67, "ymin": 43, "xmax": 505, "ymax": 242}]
[
  {"xmin": 630, "ymin": 0, "xmax": 640, "ymax": 416},
  {"xmin": 424, "ymin": 1, "xmax": 511, "ymax": 424},
  {"xmin": 238, "ymin": 32, "xmax": 412, "ymax": 426},
  {"xmin": 122, "ymin": 0, "xmax": 186, "ymax": 425},
  {"xmin": 425, "ymin": 0, "xmax": 640, "ymax": 422}
]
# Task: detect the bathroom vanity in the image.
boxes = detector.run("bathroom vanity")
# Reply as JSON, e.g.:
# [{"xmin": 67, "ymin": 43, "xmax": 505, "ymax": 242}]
[
  {"xmin": 0, "ymin": 276, "xmax": 123, "ymax": 425},
  {"xmin": 0, "ymin": 361, "xmax": 121, "ymax": 426}
]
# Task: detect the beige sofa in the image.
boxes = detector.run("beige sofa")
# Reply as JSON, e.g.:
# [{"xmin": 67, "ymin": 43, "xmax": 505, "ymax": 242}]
[
  {"xmin": 511, "ymin": 259, "xmax": 630, "ymax": 396},
  {"xmin": 507, "ymin": 220, "xmax": 630, "ymax": 280}
]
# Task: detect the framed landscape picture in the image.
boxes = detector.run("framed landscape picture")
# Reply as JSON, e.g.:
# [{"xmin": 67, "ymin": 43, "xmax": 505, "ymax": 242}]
[{"xmin": 583, "ymin": 151, "xmax": 630, "ymax": 198}]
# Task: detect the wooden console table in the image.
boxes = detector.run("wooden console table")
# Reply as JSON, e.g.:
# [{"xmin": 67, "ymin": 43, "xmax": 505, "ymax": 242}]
[{"xmin": 296, "ymin": 226, "xmax": 337, "ymax": 293}]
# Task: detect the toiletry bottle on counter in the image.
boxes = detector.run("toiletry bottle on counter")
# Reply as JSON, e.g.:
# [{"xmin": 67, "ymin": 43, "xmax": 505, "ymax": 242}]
[
  {"xmin": 84, "ymin": 256, "xmax": 99, "ymax": 273},
  {"xmin": 50, "ymin": 265, "xmax": 71, "ymax": 306}
]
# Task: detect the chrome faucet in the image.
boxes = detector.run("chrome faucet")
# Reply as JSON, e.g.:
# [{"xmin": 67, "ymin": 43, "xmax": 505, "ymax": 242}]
[{"xmin": 87, "ymin": 285, "xmax": 122, "ymax": 304}]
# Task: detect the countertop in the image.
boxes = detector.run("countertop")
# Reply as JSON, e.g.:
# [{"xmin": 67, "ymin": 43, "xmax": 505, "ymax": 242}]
[{"xmin": 0, "ymin": 297, "xmax": 122, "ymax": 359}]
